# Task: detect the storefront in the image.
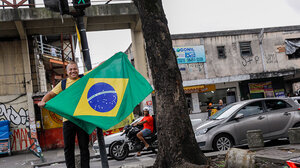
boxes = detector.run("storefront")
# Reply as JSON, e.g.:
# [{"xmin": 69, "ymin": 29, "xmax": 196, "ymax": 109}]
[
  {"xmin": 184, "ymin": 82, "xmax": 239, "ymax": 113},
  {"xmin": 239, "ymin": 77, "xmax": 286, "ymax": 100}
]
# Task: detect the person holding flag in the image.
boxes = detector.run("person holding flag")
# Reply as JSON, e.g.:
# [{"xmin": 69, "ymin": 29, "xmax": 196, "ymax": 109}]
[
  {"xmin": 38, "ymin": 52, "xmax": 153, "ymax": 168},
  {"xmin": 38, "ymin": 61, "xmax": 92, "ymax": 168}
]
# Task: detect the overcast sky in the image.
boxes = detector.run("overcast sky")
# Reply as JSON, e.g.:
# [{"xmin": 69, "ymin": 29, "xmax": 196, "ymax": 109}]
[{"xmin": 80, "ymin": 0, "xmax": 300, "ymax": 68}]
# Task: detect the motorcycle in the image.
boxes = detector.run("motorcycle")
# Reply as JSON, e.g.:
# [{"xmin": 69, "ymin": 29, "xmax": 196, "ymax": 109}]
[{"xmin": 109, "ymin": 124, "xmax": 158, "ymax": 161}]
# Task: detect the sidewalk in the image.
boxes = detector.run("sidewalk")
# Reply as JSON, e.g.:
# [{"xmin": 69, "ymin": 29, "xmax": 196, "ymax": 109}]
[
  {"xmin": 0, "ymin": 146, "xmax": 97, "ymax": 168},
  {"xmin": 1, "ymin": 143, "xmax": 300, "ymax": 168}
]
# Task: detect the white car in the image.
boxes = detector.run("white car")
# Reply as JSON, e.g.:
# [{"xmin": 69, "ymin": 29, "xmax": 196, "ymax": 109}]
[
  {"xmin": 93, "ymin": 116, "xmax": 202, "ymax": 156},
  {"xmin": 291, "ymin": 96, "xmax": 300, "ymax": 106}
]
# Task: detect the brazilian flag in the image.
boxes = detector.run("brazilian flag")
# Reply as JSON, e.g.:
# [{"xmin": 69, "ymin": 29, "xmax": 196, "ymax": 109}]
[{"xmin": 44, "ymin": 52, "xmax": 153, "ymax": 134}]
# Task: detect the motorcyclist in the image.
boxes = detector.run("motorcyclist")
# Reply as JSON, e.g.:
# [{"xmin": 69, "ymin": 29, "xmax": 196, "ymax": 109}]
[{"xmin": 133, "ymin": 106, "xmax": 154, "ymax": 156}]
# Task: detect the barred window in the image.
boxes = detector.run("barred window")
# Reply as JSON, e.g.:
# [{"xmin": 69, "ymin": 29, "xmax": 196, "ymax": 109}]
[
  {"xmin": 239, "ymin": 41, "xmax": 252, "ymax": 56},
  {"xmin": 217, "ymin": 46, "xmax": 226, "ymax": 59}
]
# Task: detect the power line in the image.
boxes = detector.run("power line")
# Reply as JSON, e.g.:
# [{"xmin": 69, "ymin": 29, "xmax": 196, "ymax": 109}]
[
  {"xmin": 0, "ymin": 94, "xmax": 26, "ymax": 104},
  {"xmin": 0, "ymin": 72, "xmax": 33, "ymax": 77}
]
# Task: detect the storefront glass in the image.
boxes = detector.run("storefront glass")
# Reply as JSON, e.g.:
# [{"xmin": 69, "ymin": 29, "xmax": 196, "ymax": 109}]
[{"xmin": 198, "ymin": 87, "xmax": 236, "ymax": 112}]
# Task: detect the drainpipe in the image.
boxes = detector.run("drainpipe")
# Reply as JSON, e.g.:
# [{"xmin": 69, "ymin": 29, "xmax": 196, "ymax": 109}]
[
  {"xmin": 259, "ymin": 28, "xmax": 266, "ymax": 72},
  {"xmin": 39, "ymin": 35, "xmax": 43, "ymax": 55}
]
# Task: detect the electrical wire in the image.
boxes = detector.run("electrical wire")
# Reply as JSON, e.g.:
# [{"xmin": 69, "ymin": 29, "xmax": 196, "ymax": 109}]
[
  {"xmin": 0, "ymin": 72, "xmax": 33, "ymax": 77},
  {"xmin": 0, "ymin": 94, "xmax": 26, "ymax": 104}
]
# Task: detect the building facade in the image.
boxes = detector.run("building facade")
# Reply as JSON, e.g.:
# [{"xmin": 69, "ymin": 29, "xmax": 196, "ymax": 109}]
[{"xmin": 168, "ymin": 26, "xmax": 300, "ymax": 113}]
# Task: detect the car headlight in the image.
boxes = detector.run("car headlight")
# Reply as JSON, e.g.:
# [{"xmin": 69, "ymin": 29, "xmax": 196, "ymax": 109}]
[{"xmin": 195, "ymin": 128, "xmax": 209, "ymax": 136}]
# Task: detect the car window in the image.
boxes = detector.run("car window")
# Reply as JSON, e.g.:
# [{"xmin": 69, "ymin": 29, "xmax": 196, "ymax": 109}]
[
  {"xmin": 265, "ymin": 100, "xmax": 291, "ymax": 111},
  {"xmin": 237, "ymin": 101, "xmax": 263, "ymax": 117},
  {"xmin": 210, "ymin": 103, "xmax": 243, "ymax": 120}
]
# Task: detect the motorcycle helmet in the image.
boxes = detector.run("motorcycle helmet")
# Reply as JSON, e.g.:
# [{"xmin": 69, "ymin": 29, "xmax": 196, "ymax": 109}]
[{"xmin": 143, "ymin": 106, "xmax": 150, "ymax": 111}]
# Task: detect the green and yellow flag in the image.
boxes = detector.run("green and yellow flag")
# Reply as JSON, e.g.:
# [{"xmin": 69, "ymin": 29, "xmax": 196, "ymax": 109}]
[{"xmin": 44, "ymin": 52, "xmax": 153, "ymax": 134}]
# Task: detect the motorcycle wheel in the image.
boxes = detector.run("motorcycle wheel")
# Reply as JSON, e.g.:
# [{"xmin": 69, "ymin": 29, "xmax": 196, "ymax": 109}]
[
  {"xmin": 152, "ymin": 148, "xmax": 157, "ymax": 154},
  {"xmin": 109, "ymin": 141, "xmax": 129, "ymax": 161},
  {"xmin": 151, "ymin": 139, "xmax": 158, "ymax": 154}
]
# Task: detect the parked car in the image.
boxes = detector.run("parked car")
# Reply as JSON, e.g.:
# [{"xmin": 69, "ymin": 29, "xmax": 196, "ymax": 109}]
[
  {"xmin": 93, "ymin": 116, "xmax": 203, "ymax": 156},
  {"xmin": 195, "ymin": 98, "xmax": 300, "ymax": 151}
]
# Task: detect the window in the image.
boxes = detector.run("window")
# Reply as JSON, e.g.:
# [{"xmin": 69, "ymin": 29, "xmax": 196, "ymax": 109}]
[
  {"xmin": 237, "ymin": 101, "xmax": 263, "ymax": 117},
  {"xmin": 239, "ymin": 41, "xmax": 252, "ymax": 56},
  {"xmin": 285, "ymin": 39, "xmax": 300, "ymax": 59},
  {"xmin": 265, "ymin": 100, "xmax": 291, "ymax": 111},
  {"xmin": 217, "ymin": 46, "xmax": 226, "ymax": 58}
]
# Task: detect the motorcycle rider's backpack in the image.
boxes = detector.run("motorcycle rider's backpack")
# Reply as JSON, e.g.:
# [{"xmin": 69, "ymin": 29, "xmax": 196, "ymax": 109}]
[{"xmin": 61, "ymin": 74, "xmax": 84, "ymax": 90}]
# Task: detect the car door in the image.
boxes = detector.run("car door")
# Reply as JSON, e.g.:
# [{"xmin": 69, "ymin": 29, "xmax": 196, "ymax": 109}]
[
  {"xmin": 264, "ymin": 99, "xmax": 294, "ymax": 138},
  {"xmin": 232, "ymin": 101, "xmax": 269, "ymax": 145}
]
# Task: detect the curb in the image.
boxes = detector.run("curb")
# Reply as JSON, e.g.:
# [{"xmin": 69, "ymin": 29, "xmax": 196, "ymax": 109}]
[
  {"xmin": 255, "ymin": 155, "xmax": 286, "ymax": 165},
  {"xmin": 32, "ymin": 155, "xmax": 100, "ymax": 168}
]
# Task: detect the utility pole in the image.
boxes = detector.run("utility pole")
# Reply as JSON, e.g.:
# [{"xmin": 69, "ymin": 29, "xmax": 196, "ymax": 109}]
[
  {"xmin": 43, "ymin": 0, "xmax": 109, "ymax": 167},
  {"xmin": 74, "ymin": 10, "xmax": 109, "ymax": 168}
]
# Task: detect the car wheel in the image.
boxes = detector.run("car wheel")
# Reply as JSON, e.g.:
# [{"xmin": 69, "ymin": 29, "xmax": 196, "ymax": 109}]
[
  {"xmin": 213, "ymin": 134, "xmax": 234, "ymax": 151},
  {"xmin": 109, "ymin": 141, "xmax": 129, "ymax": 161}
]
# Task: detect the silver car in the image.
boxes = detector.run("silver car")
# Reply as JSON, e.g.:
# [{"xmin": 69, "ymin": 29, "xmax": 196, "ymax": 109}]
[{"xmin": 195, "ymin": 98, "xmax": 300, "ymax": 151}]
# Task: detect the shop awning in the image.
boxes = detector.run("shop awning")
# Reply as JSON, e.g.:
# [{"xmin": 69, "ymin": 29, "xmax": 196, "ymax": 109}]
[{"xmin": 184, "ymin": 84, "xmax": 216, "ymax": 94}]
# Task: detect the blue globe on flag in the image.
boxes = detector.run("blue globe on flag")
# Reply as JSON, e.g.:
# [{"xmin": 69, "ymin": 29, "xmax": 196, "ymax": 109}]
[{"xmin": 87, "ymin": 82, "xmax": 118, "ymax": 112}]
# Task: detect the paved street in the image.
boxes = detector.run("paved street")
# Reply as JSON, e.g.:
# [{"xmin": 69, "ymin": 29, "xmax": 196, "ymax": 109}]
[
  {"xmin": 0, "ymin": 112, "xmax": 207, "ymax": 168},
  {"xmin": 38, "ymin": 152, "xmax": 156, "ymax": 168},
  {"xmin": 1, "ymin": 112, "xmax": 297, "ymax": 168},
  {"xmin": 1, "ymin": 139, "xmax": 300, "ymax": 168},
  {"xmin": 35, "ymin": 112, "xmax": 208, "ymax": 168}
]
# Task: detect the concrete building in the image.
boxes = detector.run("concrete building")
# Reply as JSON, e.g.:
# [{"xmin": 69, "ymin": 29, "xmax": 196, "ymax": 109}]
[
  {"xmin": 1, "ymin": 1, "xmax": 300, "ymax": 154},
  {"xmin": 0, "ymin": 2, "xmax": 147, "ymax": 153},
  {"xmin": 127, "ymin": 25, "xmax": 300, "ymax": 114},
  {"xmin": 168, "ymin": 26, "xmax": 300, "ymax": 113}
]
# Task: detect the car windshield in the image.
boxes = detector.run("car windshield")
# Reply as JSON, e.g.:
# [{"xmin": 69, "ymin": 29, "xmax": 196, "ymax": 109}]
[{"xmin": 210, "ymin": 103, "xmax": 243, "ymax": 120}]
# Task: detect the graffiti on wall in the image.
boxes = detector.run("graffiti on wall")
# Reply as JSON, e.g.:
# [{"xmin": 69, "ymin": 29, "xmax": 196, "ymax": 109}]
[
  {"xmin": 178, "ymin": 63, "xmax": 204, "ymax": 72},
  {"xmin": 241, "ymin": 56, "xmax": 260, "ymax": 67},
  {"xmin": 0, "ymin": 104, "xmax": 29, "ymax": 126},
  {"xmin": 11, "ymin": 128, "xmax": 34, "ymax": 151},
  {"xmin": 187, "ymin": 63, "xmax": 203, "ymax": 72},
  {"xmin": 0, "ymin": 103, "xmax": 37, "ymax": 151},
  {"xmin": 266, "ymin": 53, "xmax": 278, "ymax": 64}
]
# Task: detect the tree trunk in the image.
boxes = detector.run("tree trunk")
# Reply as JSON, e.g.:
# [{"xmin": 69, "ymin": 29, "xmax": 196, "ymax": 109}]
[{"xmin": 133, "ymin": 0, "xmax": 207, "ymax": 167}]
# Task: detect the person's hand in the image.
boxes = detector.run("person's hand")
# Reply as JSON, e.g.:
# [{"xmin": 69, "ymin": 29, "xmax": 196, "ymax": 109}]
[
  {"xmin": 38, "ymin": 101, "xmax": 46, "ymax": 107},
  {"xmin": 133, "ymin": 123, "xmax": 137, "ymax": 126}
]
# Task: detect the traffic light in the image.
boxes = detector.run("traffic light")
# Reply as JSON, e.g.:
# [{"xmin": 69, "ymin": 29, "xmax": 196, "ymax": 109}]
[
  {"xmin": 43, "ymin": 0, "xmax": 69, "ymax": 15},
  {"xmin": 72, "ymin": 0, "xmax": 91, "ymax": 9}
]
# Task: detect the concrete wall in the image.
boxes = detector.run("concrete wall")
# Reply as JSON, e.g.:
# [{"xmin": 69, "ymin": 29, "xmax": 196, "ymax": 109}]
[
  {"xmin": 0, "ymin": 41, "xmax": 26, "ymax": 95},
  {"xmin": 0, "ymin": 40, "xmax": 36, "ymax": 152},
  {"xmin": 172, "ymin": 30, "xmax": 300, "ymax": 81}
]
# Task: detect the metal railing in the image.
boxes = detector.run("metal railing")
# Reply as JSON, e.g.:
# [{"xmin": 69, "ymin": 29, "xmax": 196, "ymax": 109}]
[
  {"xmin": 0, "ymin": 0, "xmax": 132, "ymax": 9},
  {"xmin": 0, "ymin": 0, "xmax": 33, "ymax": 8},
  {"xmin": 37, "ymin": 41, "xmax": 63, "ymax": 58}
]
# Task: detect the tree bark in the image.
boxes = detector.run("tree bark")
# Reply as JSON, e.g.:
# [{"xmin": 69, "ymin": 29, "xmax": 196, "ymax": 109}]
[{"xmin": 133, "ymin": 0, "xmax": 207, "ymax": 167}]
